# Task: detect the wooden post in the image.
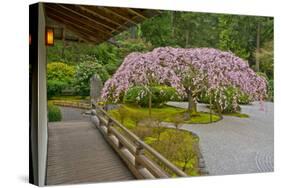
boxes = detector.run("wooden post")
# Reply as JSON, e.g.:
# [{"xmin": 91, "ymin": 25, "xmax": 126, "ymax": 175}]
[
  {"xmin": 118, "ymin": 140, "xmax": 124, "ymax": 149},
  {"xmin": 107, "ymin": 119, "xmax": 113, "ymax": 136},
  {"xmin": 135, "ymin": 142, "xmax": 144, "ymax": 169}
]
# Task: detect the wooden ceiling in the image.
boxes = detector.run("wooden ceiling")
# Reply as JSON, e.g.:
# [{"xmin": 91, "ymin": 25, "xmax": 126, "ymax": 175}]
[{"xmin": 44, "ymin": 3, "xmax": 161, "ymax": 44}]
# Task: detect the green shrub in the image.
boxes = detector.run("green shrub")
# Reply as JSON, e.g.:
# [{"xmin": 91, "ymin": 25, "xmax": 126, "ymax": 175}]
[
  {"xmin": 132, "ymin": 126, "xmax": 154, "ymax": 140},
  {"xmin": 197, "ymin": 92, "xmax": 209, "ymax": 104},
  {"xmin": 123, "ymin": 85, "xmax": 180, "ymax": 107},
  {"xmin": 219, "ymin": 87, "xmax": 241, "ymax": 113},
  {"xmin": 198, "ymin": 87, "xmax": 251, "ymax": 113},
  {"xmin": 267, "ymin": 79, "xmax": 274, "ymax": 101},
  {"xmin": 74, "ymin": 55, "xmax": 109, "ymax": 96},
  {"xmin": 48, "ymin": 104, "xmax": 62, "ymax": 122},
  {"xmin": 47, "ymin": 80, "xmax": 67, "ymax": 99},
  {"xmin": 256, "ymin": 72, "xmax": 269, "ymax": 81},
  {"xmin": 237, "ymin": 92, "xmax": 251, "ymax": 105},
  {"xmin": 47, "ymin": 62, "xmax": 75, "ymax": 99}
]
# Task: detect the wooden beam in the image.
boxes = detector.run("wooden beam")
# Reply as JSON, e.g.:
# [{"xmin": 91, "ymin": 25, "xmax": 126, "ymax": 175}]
[
  {"xmin": 45, "ymin": 23, "xmax": 83, "ymax": 42},
  {"xmin": 45, "ymin": 6, "xmax": 108, "ymax": 42},
  {"xmin": 78, "ymin": 5, "xmax": 124, "ymax": 28},
  {"xmin": 49, "ymin": 19, "xmax": 96, "ymax": 43},
  {"xmin": 46, "ymin": 10, "xmax": 101, "ymax": 43},
  {"xmin": 45, "ymin": 4, "xmax": 112, "ymax": 38},
  {"xmin": 101, "ymin": 7, "xmax": 138, "ymax": 25},
  {"xmin": 46, "ymin": 12, "xmax": 100, "ymax": 43},
  {"xmin": 56, "ymin": 4, "xmax": 122, "ymax": 34},
  {"xmin": 79, "ymin": 6, "xmax": 127, "ymax": 25},
  {"xmin": 127, "ymin": 8, "xmax": 147, "ymax": 19}
]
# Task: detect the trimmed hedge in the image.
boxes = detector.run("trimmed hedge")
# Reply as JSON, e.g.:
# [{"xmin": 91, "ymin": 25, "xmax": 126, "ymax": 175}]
[
  {"xmin": 47, "ymin": 80, "xmax": 67, "ymax": 99},
  {"xmin": 48, "ymin": 104, "xmax": 62, "ymax": 122},
  {"xmin": 123, "ymin": 85, "xmax": 180, "ymax": 107}
]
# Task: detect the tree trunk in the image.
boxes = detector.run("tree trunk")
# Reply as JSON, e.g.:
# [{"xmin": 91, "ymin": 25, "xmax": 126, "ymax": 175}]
[
  {"xmin": 209, "ymin": 93, "xmax": 212, "ymax": 122},
  {"xmin": 215, "ymin": 101, "xmax": 222, "ymax": 118},
  {"xmin": 256, "ymin": 21, "xmax": 261, "ymax": 72},
  {"xmin": 171, "ymin": 11, "xmax": 174, "ymax": 37},
  {"xmin": 185, "ymin": 30, "xmax": 189, "ymax": 48},
  {"xmin": 61, "ymin": 26, "xmax": 66, "ymax": 58},
  {"xmin": 130, "ymin": 26, "xmax": 137, "ymax": 39},
  {"xmin": 188, "ymin": 90, "xmax": 197, "ymax": 113},
  {"xmin": 137, "ymin": 24, "xmax": 141, "ymax": 38},
  {"xmin": 148, "ymin": 91, "xmax": 152, "ymax": 118}
]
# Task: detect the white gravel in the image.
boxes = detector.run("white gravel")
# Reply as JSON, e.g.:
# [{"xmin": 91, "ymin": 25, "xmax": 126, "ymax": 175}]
[{"xmin": 166, "ymin": 101, "xmax": 274, "ymax": 175}]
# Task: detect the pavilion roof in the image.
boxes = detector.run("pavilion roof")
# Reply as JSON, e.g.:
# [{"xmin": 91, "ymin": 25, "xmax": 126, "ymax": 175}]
[{"xmin": 44, "ymin": 3, "xmax": 161, "ymax": 44}]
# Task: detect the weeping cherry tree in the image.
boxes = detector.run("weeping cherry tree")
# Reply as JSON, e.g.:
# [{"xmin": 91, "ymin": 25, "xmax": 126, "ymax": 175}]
[{"xmin": 101, "ymin": 47, "xmax": 267, "ymax": 115}]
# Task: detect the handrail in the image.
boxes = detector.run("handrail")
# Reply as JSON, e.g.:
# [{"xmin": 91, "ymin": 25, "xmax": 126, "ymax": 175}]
[
  {"xmin": 52, "ymin": 100, "xmax": 91, "ymax": 109},
  {"xmin": 92, "ymin": 100, "xmax": 187, "ymax": 178}
]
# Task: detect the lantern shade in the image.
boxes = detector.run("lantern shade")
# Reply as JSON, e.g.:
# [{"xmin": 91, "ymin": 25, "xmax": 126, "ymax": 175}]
[{"xmin": 45, "ymin": 27, "xmax": 54, "ymax": 46}]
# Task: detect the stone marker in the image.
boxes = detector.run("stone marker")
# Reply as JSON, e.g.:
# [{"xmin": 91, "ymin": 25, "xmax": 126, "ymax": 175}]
[{"xmin": 90, "ymin": 74, "xmax": 103, "ymax": 101}]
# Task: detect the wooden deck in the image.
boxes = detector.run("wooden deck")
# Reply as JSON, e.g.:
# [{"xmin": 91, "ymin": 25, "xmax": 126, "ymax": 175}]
[{"xmin": 46, "ymin": 120, "xmax": 135, "ymax": 185}]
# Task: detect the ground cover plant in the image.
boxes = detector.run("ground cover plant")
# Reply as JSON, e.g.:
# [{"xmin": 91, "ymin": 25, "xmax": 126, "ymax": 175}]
[
  {"xmin": 47, "ymin": 103, "xmax": 62, "ymax": 122},
  {"xmin": 108, "ymin": 105, "xmax": 202, "ymax": 176}
]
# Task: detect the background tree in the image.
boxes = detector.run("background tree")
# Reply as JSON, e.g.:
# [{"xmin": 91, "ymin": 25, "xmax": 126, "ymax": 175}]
[
  {"xmin": 47, "ymin": 62, "xmax": 75, "ymax": 98},
  {"xmin": 46, "ymin": 11, "xmax": 273, "ymax": 100},
  {"xmin": 74, "ymin": 55, "xmax": 109, "ymax": 96},
  {"xmin": 254, "ymin": 40, "xmax": 273, "ymax": 79}
]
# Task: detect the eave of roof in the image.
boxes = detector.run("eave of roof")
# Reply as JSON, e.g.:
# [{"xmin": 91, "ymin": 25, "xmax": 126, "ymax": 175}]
[{"xmin": 44, "ymin": 3, "xmax": 161, "ymax": 44}]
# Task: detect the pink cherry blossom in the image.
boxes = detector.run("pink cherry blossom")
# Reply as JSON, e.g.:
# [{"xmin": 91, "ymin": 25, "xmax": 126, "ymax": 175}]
[{"xmin": 101, "ymin": 47, "xmax": 267, "ymax": 108}]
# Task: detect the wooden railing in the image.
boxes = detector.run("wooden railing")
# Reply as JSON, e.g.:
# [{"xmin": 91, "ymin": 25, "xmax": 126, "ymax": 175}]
[
  {"xmin": 52, "ymin": 100, "xmax": 91, "ymax": 109},
  {"xmin": 91, "ymin": 100, "xmax": 188, "ymax": 179}
]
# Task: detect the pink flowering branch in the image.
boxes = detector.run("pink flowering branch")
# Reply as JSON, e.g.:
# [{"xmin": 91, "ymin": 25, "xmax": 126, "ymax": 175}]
[{"xmin": 101, "ymin": 47, "xmax": 267, "ymax": 109}]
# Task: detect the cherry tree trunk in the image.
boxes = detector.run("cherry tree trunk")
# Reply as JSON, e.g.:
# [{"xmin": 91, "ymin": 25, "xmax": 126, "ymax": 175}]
[{"xmin": 188, "ymin": 90, "xmax": 197, "ymax": 113}]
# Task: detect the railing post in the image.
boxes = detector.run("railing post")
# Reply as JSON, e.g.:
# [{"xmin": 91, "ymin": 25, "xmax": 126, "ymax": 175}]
[
  {"xmin": 135, "ymin": 142, "xmax": 144, "ymax": 169},
  {"xmin": 118, "ymin": 140, "xmax": 124, "ymax": 149},
  {"xmin": 107, "ymin": 119, "xmax": 113, "ymax": 136}
]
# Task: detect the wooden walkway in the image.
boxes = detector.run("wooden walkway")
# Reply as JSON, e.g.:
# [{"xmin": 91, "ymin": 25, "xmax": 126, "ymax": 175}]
[{"xmin": 46, "ymin": 120, "xmax": 135, "ymax": 185}]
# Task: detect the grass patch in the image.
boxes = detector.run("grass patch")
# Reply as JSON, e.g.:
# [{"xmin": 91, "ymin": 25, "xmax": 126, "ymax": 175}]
[
  {"xmin": 186, "ymin": 112, "xmax": 221, "ymax": 123},
  {"xmin": 205, "ymin": 105, "xmax": 249, "ymax": 118},
  {"xmin": 108, "ymin": 104, "xmax": 220, "ymax": 127},
  {"xmin": 223, "ymin": 112, "xmax": 249, "ymax": 118}
]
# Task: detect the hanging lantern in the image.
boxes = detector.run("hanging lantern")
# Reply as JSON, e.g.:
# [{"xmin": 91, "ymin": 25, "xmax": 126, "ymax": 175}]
[{"xmin": 45, "ymin": 27, "xmax": 54, "ymax": 46}]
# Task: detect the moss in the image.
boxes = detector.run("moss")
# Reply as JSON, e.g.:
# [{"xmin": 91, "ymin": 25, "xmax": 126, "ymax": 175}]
[
  {"xmin": 108, "ymin": 105, "xmax": 203, "ymax": 176},
  {"xmin": 186, "ymin": 112, "xmax": 221, "ymax": 123},
  {"xmin": 144, "ymin": 128, "xmax": 200, "ymax": 176},
  {"xmin": 223, "ymin": 112, "xmax": 249, "ymax": 118},
  {"xmin": 108, "ymin": 104, "xmax": 221, "ymax": 126}
]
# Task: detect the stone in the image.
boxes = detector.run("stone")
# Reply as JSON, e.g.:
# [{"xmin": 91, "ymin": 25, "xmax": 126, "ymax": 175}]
[
  {"xmin": 90, "ymin": 74, "xmax": 103, "ymax": 101},
  {"xmin": 91, "ymin": 115, "xmax": 100, "ymax": 127},
  {"xmin": 91, "ymin": 109, "xmax": 97, "ymax": 115}
]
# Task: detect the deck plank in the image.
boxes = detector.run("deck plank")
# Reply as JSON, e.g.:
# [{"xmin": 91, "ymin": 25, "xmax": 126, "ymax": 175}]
[{"xmin": 46, "ymin": 121, "xmax": 134, "ymax": 185}]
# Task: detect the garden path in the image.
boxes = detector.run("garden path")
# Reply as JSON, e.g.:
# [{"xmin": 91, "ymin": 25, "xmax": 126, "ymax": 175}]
[
  {"xmin": 47, "ymin": 107, "xmax": 134, "ymax": 185},
  {"xmin": 165, "ymin": 101, "xmax": 274, "ymax": 175},
  {"xmin": 59, "ymin": 106, "xmax": 88, "ymax": 121}
]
